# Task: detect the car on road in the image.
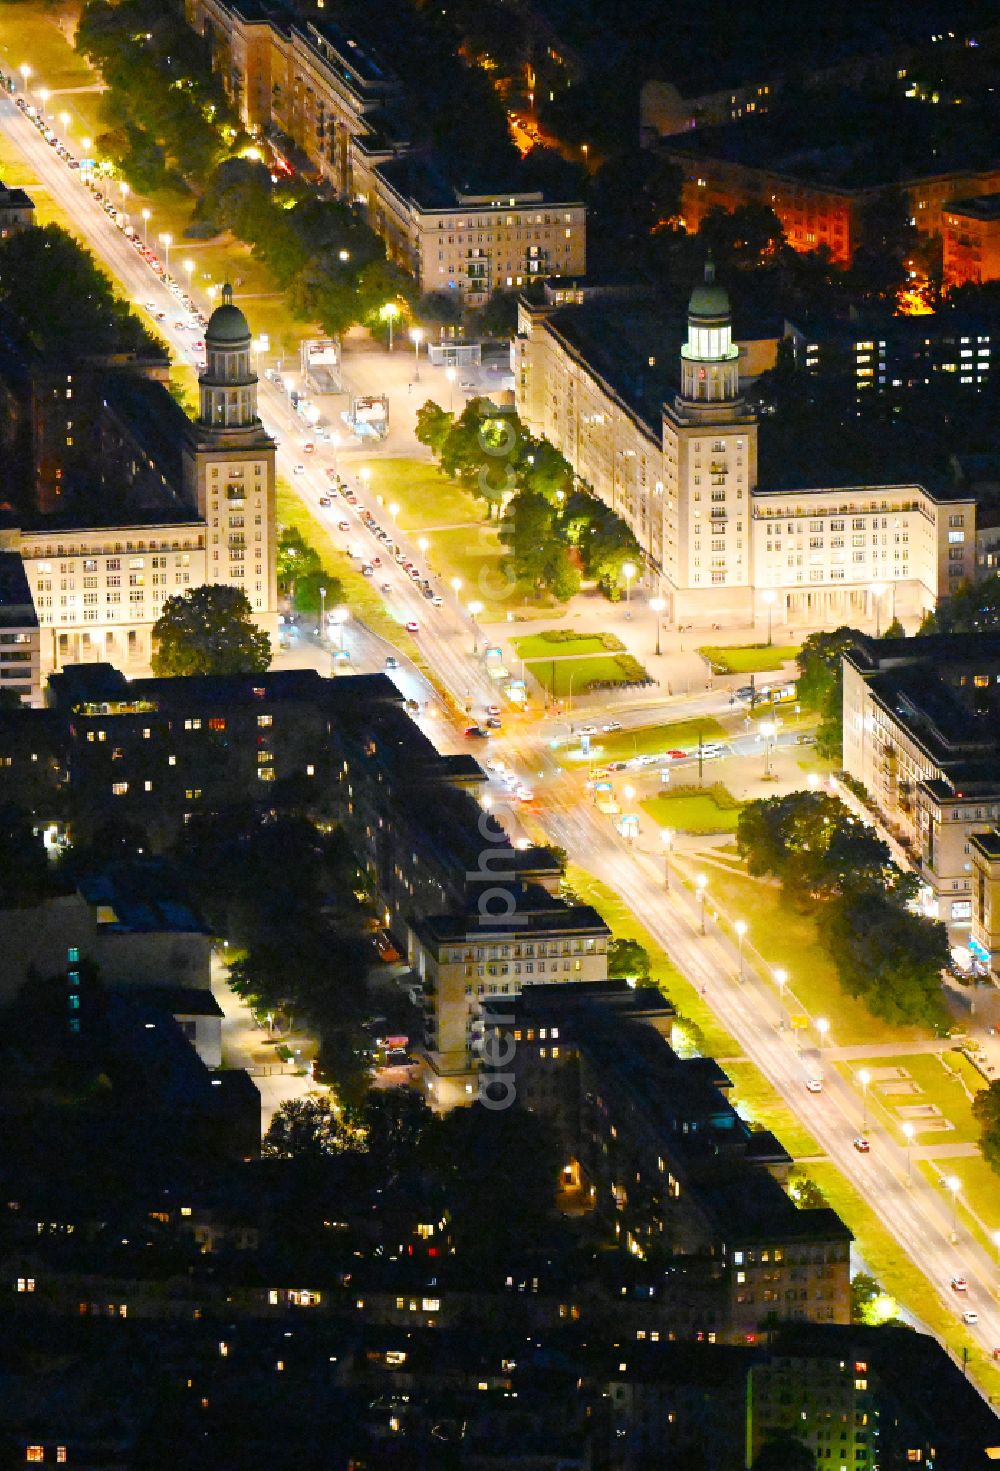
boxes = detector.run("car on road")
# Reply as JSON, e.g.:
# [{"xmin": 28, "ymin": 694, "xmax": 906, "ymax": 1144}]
[
  {"xmin": 405, "ymin": 620, "xmax": 420, "ymax": 633},
  {"xmin": 852, "ymin": 1137, "xmax": 870, "ymax": 1153},
  {"xmin": 371, "ymin": 555, "xmax": 382, "ymax": 567},
  {"xmin": 465, "ymin": 726, "xmax": 489, "ymax": 739},
  {"xmin": 486, "ymin": 717, "xmax": 502, "ymax": 729},
  {"xmin": 293, "ymin": 463, "xmax": 305, "ymax": 475},
  {"xmin": 384, "ymin": 655, "xmax": 398, "ymax": 670},
  {"xmin": 319, "ymin": 496, "xmax": 331, "ymax": 507},
  {"xmin": 805, "ymin": 1077, "xmax": 824, "ymax": 1094},
  {"xmin": 302, "ymin": 441, "xmax": 315, "ymax": 454},
  {"xmin": 338, "ymin": 520, "xmax": 350, "ymax": 531},
  {"xmin": 608, "ymin": 760, "xmax": 628, "ymax": 771},
  {"xmin": 361, "ymin": 563, "xmax": 374, "ymax": 577},
  {"xmin": 701, "ymin": 742, "xmax": 725, "ymax": 757},
  {"xmin": 516, "ymin": 787, "xmax": 535, "ymax": 803},
  {"xmin": 578, "ymin": 725, "xmax": 598, "ymax": 737},
  {"xmin": 668, "ymin": 749, "xmax": 688, "ymax": 760},
  {"xmin": 486, "ymin": 704, "xmax": 501, "ymax": 717},
  {"xmin": 951, "ymin": 1277, "xmax": 968, "ymax": 1293},
  {"xmin": 962, "ymin": 1310, "xmax": 979, "ymax": 1325},
  {"xmin": 431, "ymin": 594, "xmax": 443, "ymax": 606},
  {"xmin": 380, "ymin": 581, "xmax": 392, "ymax": 593},
  {"xmin": 603, "ymin": 721, "xmax": 622, "ymax": 733}
]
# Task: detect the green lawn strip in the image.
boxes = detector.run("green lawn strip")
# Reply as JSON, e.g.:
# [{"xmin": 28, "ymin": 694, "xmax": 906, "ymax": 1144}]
[
  {"xmin": 525, "ymin": 653, "xmax": 647, "ymax": 696},
  {"xmin": 419, "ymin": 523, "xmax": 539, "ymax": 617},
  {"xmin": 872, "ymin": 1052, "xmax": 982, "ymax": 1147},
  {"xmin": 916, "ymin": 1155, "xmax": 1000, "ymax": 1259},
  {"xmin": 0, "ymin": 3, "xmax": 96, "ymax": 90},
  {"xmin": 359, "ymin": 457, "xmax": 484, "ymax": 532},
  {"xmin": 564, "ymin": 863, "xmax": 738, "ymax": 1059},
  {"xmin": 512, "ymin": 630, "xmax": 625, "ymax": 660},
  {"xmin": 745, "ymin": 702, "xmax": 819, "ymax": 732},
  {"xmin": 721, "ymin": 1061, "xmax": 822, "ymax": 1158},
  {"xmin": 944, "ymin": 1047, "xmax": 990, "ymax": 1096},
  {"xmin": 677, "ymin": 859, "xmax": 930, "ymax": 1048},
  {"xmin": 642, "ymin": 789, "xmax": 742, "ymax": 836},
  {"xmin": 275, "ymin": 481, "xmax": 431, "ymax": 681},
  {"xmin": 600, "ymin": 716, "xmax": 726, "ymax": 758},
  {"xmin": 803, "ymin": 1162, "xmax": 1000, "ymax": 1399},
  {"xmin": 699, "ymin": 644, "xmax": 800, "ymax": 674}
]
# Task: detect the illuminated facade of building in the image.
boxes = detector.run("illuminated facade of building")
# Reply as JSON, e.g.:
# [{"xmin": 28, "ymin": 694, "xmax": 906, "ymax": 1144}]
[
  {"xmin": 185, "ymin": 0, "xmax": 586, "ymax": 301},
  {"xmin": 516, "ymin": 269, "xmax": 975, "ymax": 630},
  {"xmin": 943, "ymin": 193, "xmax": 1000, "ymax": 288},
  {"xmin": 2, "ymin": 289, "xmax": 277, "ymax": 675}
]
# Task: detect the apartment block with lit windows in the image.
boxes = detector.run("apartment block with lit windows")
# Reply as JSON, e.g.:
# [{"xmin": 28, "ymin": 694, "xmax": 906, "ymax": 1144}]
[
  {"xmin": 943, "ymin": 193, "xmax": 1000, "ymax": 287},
  {"xmin": 661, "ymin": 134, "xmax": 1000, "ymax": 264},
  {"xmin": 479, "ymin": 982, "xmax": 851, "ymax": 1344},
  {"xmin": 843, "ymin": 633, "xmax": 1000, "ymax": 929},
  {"xmin": 184, "ymin": 0, "xmax": 587, "ymax": 298},
  {"xmin": 786, "ymin": 314, "xmax": 997, "ymax": 401},
  {"xmin": 371, "ymin": 159, "xmax": 586, "ymax": 305}
]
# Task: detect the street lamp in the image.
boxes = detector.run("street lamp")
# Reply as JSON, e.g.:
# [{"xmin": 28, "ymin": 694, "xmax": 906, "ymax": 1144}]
[
  {"xmin": 141, "ymin": 207, "xmax": 151, "ymax": 246},
  {"xmin": 734, "ymin": 919, "xmax": 748, "ymax": 982},
  {"xmin": 418, "ymin": 536, "xmax": 429, "ymax": 558},
  {"xmin": 183, "ymin": 258, "xmax": 195, "ymax": 288},
  {"xmin": 380, "ymin": 301, "xmax": 400, "ymax": 351},
  {"xmin": 807, "ymin": 772, "xmax": 820, "ymax": 791},
  {"xmin": 760, "ymin": 719, "xmax": 776, "ymax": 779},
  {"xmin": 992, "ymin": 1228, "xmax": 1000, "ymax": 1269},
  {"xmin": 858, "ymin": 1067, "xmax": 871, "ymax": 1130},
  {"xmin": 59, "ymin": 110, "xmax": 70, "ymax": 133},
  {"xmin": 468, "ymin": 600, "xmax": 483, "ymax": 653},
  {"xmin": 159, "ymin": 232, "xmax": 173, "ymax": 273},
  {"xmin": 816, "ymin": 1016, "xmax": 830, "ymax": 1048},
  {"xmin": 318, "ymin": 584, "xmax": 327, "ymax": 636},
  {"xmin": 902, "ymin": 1120, "xmax": 915, "ymax": 1183},
  {"xmin": 330, "ymin": 605, "xmax": 349, "ymax": 650},
  {"xmin": 774, "ymin": 967, "xmax": 788, "ymax": 1026},
  {"xmin": 870, "ymin": 581, "xmax": 885, "ymax": 638},
  {"xmin": 695, "ymin": 873, "xmax": 708, "ymax": 934},
  {"xmin": 389, "ymin": 501, "xmax": 400, "ymax": 521},
  {"xmin": 650, "ymin": 595, "xmax": 665, "ymax": 657},
  {"xmin": 329, "ymin": 430, "xmax": 340, "ymax": 476},
  {"xmin": 338, "ymin": 248, "xmax": 350, "ymax": 262},
  {"xmin": 946, "ymin": 1174, "xmax": 961, "ymax": 1241},
  {"xmin": 410, "ymin": 325, "xmax": 424, "ymax": 382},
  {"xmin": 763, "ymin": 588, "xmax": 777, "ymax": 646},
  {"xmin": 660, "ymin": 827, "xmax": 674, "ymax": 890},
  {"xmin": 38, "ymin": 87, "xmax": 49, "ymax": 112},
  {"xmin": 450, "ymin": 576, "xmax": 463, "ymax": 604},
  {"xmin": 445, "ymin": 364, "xmax": 456, "ymax": 412},
  {"xmin": 621, "ymin": 560, "xmax": 636, "ymax": 616},
  {"xmin": 19, "ymin": 64, "xmax": 31, "ymax": 91}
]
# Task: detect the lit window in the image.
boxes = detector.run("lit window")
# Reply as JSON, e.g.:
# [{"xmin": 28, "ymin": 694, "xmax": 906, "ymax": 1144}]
[
  {"xmin": 112, "ymin": 782, "xmax": 128, "ymax": 796},
  {"xmin": 27, "ymin": 1451, "xmax": 44, "ymax": 1465}
]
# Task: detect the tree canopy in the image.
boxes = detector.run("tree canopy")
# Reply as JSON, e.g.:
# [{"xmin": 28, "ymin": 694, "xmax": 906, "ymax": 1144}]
[
  {"xmin": 972, "ymin": 1079, "xmax": 1000, "ymax": 1175},
  {"xmin": 151, "ymin": 584, "xmax": 271, "ymax": 676}
]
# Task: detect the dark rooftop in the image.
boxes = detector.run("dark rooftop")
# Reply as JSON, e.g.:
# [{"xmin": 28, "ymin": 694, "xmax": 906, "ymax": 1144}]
[
  {"xmin": 0, "ymin": 551, "xmax": 36, "ymax": 629},
  {"xmin": 412, "ymin": 902, "xmax": 609, "ymax": 944},
  {"xmin": 101, "ymin": 371, "xmax": 192, "ymax": 502},
  {"xmin": 946, "ymin": 191, "xmax": 1000, "ymax": 222}
]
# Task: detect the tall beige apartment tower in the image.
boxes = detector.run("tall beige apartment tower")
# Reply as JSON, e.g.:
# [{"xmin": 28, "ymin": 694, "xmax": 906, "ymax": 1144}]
[
  {"xmin": 661, "ymin": 260, "xmax": 758, "ymax": 622},
  {"xmin": 182, "ymin": 286, "xmax": 278, "ymax": 646}
]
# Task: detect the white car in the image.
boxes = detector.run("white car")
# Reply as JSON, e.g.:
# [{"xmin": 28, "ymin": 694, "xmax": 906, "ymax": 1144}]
[
  {"xmin": 962, "ymin": 1310, "xmax": 979, "ymax": 1325},
  {"xmin": 805, "ymin": 1077, "xmax": 824, "ymax": 1094},
  {"xmin": 293, "ymin": 463, "xmax": 306, "ymax": 476}
]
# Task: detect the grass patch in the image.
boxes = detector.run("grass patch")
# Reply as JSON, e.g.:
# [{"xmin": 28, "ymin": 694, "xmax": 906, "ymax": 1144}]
[
  {"xmin": 556, "ymin": 717, "xmax": 728, "ymax": 768},
  {"xmin": 275, "ymin": 480, "xmax": 430, "ymax": 679},
  {"xmin": 678, "ymin": 859, "xmax": 929, "ymax": 1048},
  {"xmin": 700, "ymin": 643, "xmax": 800, "ymax": 674},
  {"xmin": 803, "ymin": 1162, "xmax": 1000, "ymax": 1400},
  {"xmin": 642, "ymin": 786, "xmax": 743, "ymax": 835},
  {"xmin": 721, "ymin": 1061, "xmax": 821, "ymax": 1159},
  {"xmin": 844, "ymin": 1051, "xmax": 983, "ymax": 1147},
  {"xmin": 526, "ymin": 653, "xmax": 649, "ymax": 696},
  {"xmin": 512, "ymin": 630, "xmax": 625, "ymax": 659},
  {"xmin": 357, "ymin": 457, "xmax": 484, "ymax": 532},
  {"xmin": 564, "ymin": 863, "xmax": 738, "ymax": 1059}
]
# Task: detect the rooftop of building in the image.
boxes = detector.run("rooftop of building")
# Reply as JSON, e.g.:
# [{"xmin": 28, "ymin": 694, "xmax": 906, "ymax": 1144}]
[
  {"xmin": 375, "ymin": 152, "xmax": 582, "ymax": 214},
  {"xmin": 412, "ymin": 901, "xmax": 610, "ymax": 945},
  {"xmin": 127, "ymin": 985, "xmax": 223, "ymax": 1018},
  {"xmin": 0, "ymin": 550, "xmax": 37, "ymax": 629},
  {"xmin": 946, "ymin": 190, "xmax": 1000, "ymax": 222},
  {"xmin": 847, "ymin": 632, "xmax": 1000, "ymax": 786},
  {"xmin": 78, "ymin": 862, "xmax": 210, "ymax": 936},
  {"xmin": 0, "ymin": 180, "xmax": 34, "ymax": 208},
  {"xmin": 661, "ymin": 96, "xmax": 1000, "ymax": 190}
]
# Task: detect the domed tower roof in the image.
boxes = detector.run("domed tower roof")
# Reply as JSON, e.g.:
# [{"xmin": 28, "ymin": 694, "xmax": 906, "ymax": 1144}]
[
  {"xmin": 687, "ymin": 257, "xmax": 731, "ymax": 323},
  {"xmin": 205, "ymin": 283, "xmax": 250, "ymax": 345}
]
